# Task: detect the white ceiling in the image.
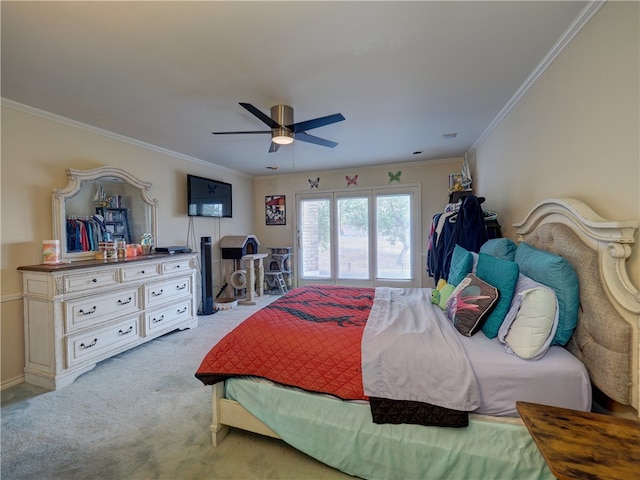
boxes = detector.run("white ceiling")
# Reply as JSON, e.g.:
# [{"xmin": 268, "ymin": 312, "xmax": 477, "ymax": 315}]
[{"xmin": 1, "ymin": 1, "xmax": 588, "ymax": 177}]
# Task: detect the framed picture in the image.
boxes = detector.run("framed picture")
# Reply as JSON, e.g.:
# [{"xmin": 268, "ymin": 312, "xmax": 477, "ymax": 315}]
[
  {"xmin": 265, "ymin": 195, "xmax": 286, "ymax": 225},
  {"xmin": 449, "ymin": 174, "xmax": 463, "ymax": 190}
]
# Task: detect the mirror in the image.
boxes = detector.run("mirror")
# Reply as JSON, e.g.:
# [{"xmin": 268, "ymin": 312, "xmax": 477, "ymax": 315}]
[{"xmin": 52, "ymin": 167, "xmax": 158, "ymax": 262}]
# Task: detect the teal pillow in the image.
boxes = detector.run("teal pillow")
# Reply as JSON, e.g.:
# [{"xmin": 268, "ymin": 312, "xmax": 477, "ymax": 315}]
[
  {"xmin": 476, "ymin": 253, "xmax": 520, "ymax": 339},
  {"xmin": 480, "ymin": 238, "xmax": 518, "ymax": 262},
  {"xmin": 514, "ymin": 242, "xmax": 579, "ymax": 346},
  {"xmin": 448, "ymin": 245, "xmax": 474, "ymax": 286}
]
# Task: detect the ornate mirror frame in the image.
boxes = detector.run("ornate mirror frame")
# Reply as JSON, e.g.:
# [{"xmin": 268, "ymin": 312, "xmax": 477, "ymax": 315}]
[{"xmin": 52, "ymin": 166, "xmax": 158, "ymax": 262}]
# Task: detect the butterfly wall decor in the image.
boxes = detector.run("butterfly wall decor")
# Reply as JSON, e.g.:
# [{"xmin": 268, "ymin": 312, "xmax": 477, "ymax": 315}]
[
  {"xmin": 346, "ymin": 174, "xmax": 358, "ymax": 187},
  {"xmin": 388, "ymin": 171, "xmax": 402, "ymax": 183},
  {"xmin": 308, "ymin": 178, "xmax": 320, "ymax": 189}
]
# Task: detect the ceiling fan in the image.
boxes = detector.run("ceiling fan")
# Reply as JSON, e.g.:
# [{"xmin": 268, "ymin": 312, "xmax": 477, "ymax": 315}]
[{"xmin": 212, "ymin": 103, "xmax": 345, "ymax": 153}]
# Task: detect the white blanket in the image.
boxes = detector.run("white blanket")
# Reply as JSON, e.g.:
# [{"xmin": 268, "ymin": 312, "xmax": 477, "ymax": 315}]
[{"xmin": 361, "ymin": 287, "xmax": 480, "ymax": 411}]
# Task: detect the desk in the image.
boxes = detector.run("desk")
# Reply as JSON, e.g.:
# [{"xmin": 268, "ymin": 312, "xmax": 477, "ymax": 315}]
[{"xmin": 516, "ymin": 401, "xmax": 640, "ymax": 480}]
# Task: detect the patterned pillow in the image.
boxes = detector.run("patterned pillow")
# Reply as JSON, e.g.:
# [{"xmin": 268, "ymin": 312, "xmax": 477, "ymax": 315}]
[{"xmin": 445, "ymin": 274, "xmax": 499, "ymax": 337}]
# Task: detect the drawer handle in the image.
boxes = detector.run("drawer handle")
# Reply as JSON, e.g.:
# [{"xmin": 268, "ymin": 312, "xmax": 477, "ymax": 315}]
[
  {"xmin": 151, "ymin": 289, "xmax": 164, "ymax": 297},
  {"xmin": 118, "ymin": 326, "xmax": 133, "ymax": 335},
  {"xmin": 92, "ymin": 278, "xmax": 98, "ymax": 283},
  {"xmin": 78, "ymin": 306, "xmax": 97, "ymax": 316},
  {"xmin": 80, "ymin": 338, "xmax": 98, "ymax": 350},
  {"xmin": 174, "ymin": 265, "xmax": 181, "ymax": 269},
  {"xmin": 152, "ymin": 315, "xmax": 165, "ymax": 324},
  {"xmin": 118, "ymin": 297, "xmax": 132, "ymax": 305},
  {"xmin": 177, "ymin": 307, "xmax": 187, "ymax": 314},
  {"xmin": 140, "ymin": 270, "xmax": 145, "ymax": 274},
  {"xmin": 176, "ymin": 284, "xmax": 187, "ymax": 291}
]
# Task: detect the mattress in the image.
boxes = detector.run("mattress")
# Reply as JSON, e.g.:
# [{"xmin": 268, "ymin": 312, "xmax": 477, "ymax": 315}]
[
  {"xmin": 198, "ymin": 285, "xmax": 592, "ymax": 418},
  {"xmin": 461, "ymin": 331, "xmax": 592, "ymax": 416}
]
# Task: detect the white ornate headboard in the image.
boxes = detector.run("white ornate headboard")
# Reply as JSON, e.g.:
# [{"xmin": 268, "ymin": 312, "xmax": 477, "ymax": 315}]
[{"xmin": 514, "ymin": 198, "xmax": 639, "ymax": 416}]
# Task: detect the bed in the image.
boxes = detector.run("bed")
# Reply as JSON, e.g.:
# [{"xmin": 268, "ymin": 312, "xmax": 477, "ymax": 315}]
[{"xmin": 195, "ymin": 198, "xmax": 640, "ymax": 479}]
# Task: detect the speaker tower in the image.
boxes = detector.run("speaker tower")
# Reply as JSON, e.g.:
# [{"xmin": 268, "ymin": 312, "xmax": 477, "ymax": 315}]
[{"xmin": 200, "ymin": 236, "xmax": 215, "ymax": 315}]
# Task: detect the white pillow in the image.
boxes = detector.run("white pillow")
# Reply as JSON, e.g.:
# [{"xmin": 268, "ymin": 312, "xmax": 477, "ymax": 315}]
[{"xmin": 498, "ymin": 274, "xmax": 559, "ymax": 360}]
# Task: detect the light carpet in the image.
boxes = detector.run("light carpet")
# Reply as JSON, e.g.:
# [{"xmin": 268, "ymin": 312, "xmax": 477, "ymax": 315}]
[{"xmin": 1, "ymin": 296, "xmax": 354, "ymax": 480}]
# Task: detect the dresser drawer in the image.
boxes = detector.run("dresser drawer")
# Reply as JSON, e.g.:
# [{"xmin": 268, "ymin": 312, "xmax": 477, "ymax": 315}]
[
  {"xmin": 64, "ymin": 288, "xmax": 141, "ymax": 332},
  {"xmin": 120, "ymin": 263, "xmax": 160, "ymax": 283},
  {"xmin": 161, "ymin": 258, "xmax": 192, "ymax": 274},
  {"xmin": 64, "ymin": 269, "xmax": 118, "ymax": 293},
  {"xmin": 144, "ymin": 276, "xmax": 192, "ymax": 307},
  {"xmin": 66, "ymin": 316, "xmax": 141, "ymax": 367},
  {"xmin": 145, "ymin": 299, "xmax": 192, "ymax": 335}
]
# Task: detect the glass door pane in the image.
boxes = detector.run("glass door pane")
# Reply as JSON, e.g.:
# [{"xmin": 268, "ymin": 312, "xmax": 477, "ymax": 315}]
[
  {"xmin": 337, "ymin": 196, "xmax": 370, "ymax": 280},
  {"xmin": 376, "ymin": 193, "xmax": 412, "ymax": 280},
  {"xmin": 299, "ymin": 198, "xmax": 331, "ymax": 279}
]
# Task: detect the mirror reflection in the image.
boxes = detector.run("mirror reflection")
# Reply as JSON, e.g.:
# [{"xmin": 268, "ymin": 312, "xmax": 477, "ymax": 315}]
[{"xmin": 53, "ymin": 167, "xmax": 158, "ymax": 262}]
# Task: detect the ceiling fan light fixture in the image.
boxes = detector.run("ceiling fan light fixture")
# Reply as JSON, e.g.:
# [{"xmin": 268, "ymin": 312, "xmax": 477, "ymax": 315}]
[
  {"xmin": 272, "ymin": 128, "xmax": 294, "ymax": 145},
  {"xmin": 214, "ymin": 103, "xmax": 343, "ymax": 152}
]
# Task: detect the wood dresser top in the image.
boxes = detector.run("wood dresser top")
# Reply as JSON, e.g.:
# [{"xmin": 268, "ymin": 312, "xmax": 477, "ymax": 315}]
[
  {"xmin": 516, "ymin": 401, "xmax": 640, "ymax": 480},
  {"xmin": 17, "ymin": 252, "xmax": 194, "ymax": 273}
]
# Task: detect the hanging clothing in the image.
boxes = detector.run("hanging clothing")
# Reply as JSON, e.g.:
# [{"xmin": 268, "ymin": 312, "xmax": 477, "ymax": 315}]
[
  {"xmin": 65, "ymin": 217, "xmax": 108, "ymax": 252},
  {"xmin": 427, "ymin": 210, "xmax": 457, "ymax": 281},
  {"xmin": 66, "ymin": 219, "xmax": 81, "ymax": 252},
  {"xmin": 450, "ymin": 195, "xmax": 489, "ymax": 252},
  {"xmin": 426, "ymin": 195, "xmax": 500, "ymax": 283}
]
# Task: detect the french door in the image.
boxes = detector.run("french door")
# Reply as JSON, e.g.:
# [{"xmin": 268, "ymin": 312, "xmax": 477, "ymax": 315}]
[{"xmin": 296, "ymin": 185, "xmax": 420, "ymax": 288}]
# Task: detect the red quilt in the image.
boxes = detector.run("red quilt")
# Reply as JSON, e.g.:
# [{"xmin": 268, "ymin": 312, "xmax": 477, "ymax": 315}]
[{"xmin": 195, "ymin": 285, "xmax": 374, "ymax": 400}]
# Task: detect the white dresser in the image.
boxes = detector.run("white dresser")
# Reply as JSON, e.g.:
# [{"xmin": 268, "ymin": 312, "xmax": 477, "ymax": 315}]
[{"xmin": 18, "ymin": 253, "xmax": 198, "ymax": 390}]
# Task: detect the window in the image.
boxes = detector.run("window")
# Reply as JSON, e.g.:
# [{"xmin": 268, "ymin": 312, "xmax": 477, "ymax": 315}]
[
  {"xmin": 337, "ymin": 195, "xmax": 369, "ymax": 279},
  {"xmin": 376, "ymin": 193, "xmax": 412, "ymax": 280},
  {"xmin": 296, "ymin": 185, "xmax": 420, "ymax": 287},
  {"xmin": 299, "ymin": 197, "xmax": 331, "ymax": 278}
]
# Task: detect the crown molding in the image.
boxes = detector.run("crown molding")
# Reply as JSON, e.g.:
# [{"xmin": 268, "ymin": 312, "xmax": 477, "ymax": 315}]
[
  {"xmin": 1, "ymin": 97, "xmax": 251, "ymax": 178},
  {"xmin": 469, "ymin": 1, "xmax": 606, "ymax": 154}
]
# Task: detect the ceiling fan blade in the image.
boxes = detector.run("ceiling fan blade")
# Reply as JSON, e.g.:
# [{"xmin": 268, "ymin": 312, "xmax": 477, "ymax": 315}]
[
  {"xmin": 212, "ymin": 130, "xmax": 271, "ymax": 135},
  {"xmin": 239, "ymin": 102, "xmax": 281, "ymax": 129},
  {"xmin": 269, "ymin": 142, "xmax": 280, "ymax": 153},
  {"xmin": 294, "ymin": 132, "xmax": 338, "ymax": 148},
  {"xmin": 288, "ymin": 113, "xmax": 345, "ymax": 133}
]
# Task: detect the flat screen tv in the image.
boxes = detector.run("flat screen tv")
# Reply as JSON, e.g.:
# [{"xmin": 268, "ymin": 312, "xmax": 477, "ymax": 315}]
[{"xmin": 187, "ymin": 174, "xmax": 232, "ymax": 218}]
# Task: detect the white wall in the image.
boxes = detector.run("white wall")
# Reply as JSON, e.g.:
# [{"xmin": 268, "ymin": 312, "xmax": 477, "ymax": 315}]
[
  {"xmin": 1, "ymin": 104, "xmax": 254, "ymax": 387},
  {"xmin": 471, "ymin": 1, "xmax": 639, "ymax": 288}
]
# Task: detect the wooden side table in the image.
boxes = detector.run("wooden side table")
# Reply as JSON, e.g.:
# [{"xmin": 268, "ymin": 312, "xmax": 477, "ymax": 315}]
[{"xmin": 516, "ymin": 401, "xmax": 640, "ymax": 480}]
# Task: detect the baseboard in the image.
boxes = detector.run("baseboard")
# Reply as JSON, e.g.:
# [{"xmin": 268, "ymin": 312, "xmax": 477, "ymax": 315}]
[{"xmin": 1, "ymin": 374, "xmax": 25, "ymax": 391}]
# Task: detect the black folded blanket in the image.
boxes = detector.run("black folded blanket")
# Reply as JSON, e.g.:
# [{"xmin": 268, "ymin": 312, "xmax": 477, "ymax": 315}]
[{"xmin": 369, "ymin": 397, "xmax": 469, "ymax": 428}]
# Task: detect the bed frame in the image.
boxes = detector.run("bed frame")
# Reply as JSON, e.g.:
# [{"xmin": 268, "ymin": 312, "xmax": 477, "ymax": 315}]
[{"xmin": 208, "ymin": 198, "xmax": 640, "ymax": 446}]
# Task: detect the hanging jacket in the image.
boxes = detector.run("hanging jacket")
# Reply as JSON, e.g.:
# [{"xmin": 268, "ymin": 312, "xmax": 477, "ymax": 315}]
[
  {"xmin": 439, "ymin": 195, "xmax": 489, "ymax": 282},
  {"xmin": 451, "ymin": 195, "xmax": 489, "ymax": 252}
]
